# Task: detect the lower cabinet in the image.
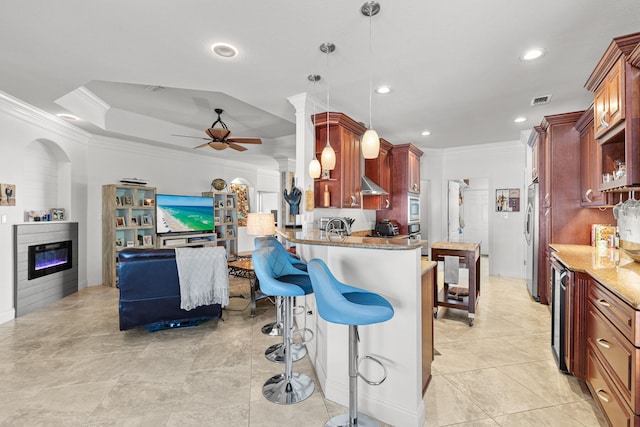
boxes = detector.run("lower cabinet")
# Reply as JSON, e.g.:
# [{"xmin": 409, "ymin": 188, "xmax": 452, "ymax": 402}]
[{"xmin": 587, "ymin": 278, "xmax": 640, "ymax": 426}]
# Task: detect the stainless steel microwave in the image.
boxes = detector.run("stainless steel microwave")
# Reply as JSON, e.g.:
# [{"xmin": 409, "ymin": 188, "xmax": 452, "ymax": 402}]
[{"xmin": 408, "ymin": 195, "xmax": 420, "ymax": 223}]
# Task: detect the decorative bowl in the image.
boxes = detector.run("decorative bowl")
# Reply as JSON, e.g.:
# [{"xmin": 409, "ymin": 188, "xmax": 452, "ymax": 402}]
[{"xmin": 211, "ymin": 178, "xmax": 227, "ymax": 191}]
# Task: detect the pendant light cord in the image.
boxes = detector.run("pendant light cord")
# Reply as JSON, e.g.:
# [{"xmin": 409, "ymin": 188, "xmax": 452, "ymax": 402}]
[
  {"xmin": 326, "ymin": 47, "xmax": 330, "ymax": 148},
  {"xmin": 368, "ymin": 8, "xmax": 373, "ymax": 130}
]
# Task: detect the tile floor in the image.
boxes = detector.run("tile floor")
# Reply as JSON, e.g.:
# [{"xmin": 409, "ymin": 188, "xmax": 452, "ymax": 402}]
[{"xmin": 0, "ymin": 257, "xmax": 607, "ymax": 426}]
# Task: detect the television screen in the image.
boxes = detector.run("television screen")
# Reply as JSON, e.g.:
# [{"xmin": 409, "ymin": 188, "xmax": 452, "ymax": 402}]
[{"xmin": 156, "ymin": 194, "xmax": 214, "ymax": 234}]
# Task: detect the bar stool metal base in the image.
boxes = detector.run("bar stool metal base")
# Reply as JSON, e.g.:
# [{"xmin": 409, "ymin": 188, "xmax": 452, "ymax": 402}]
[
  {"xmin": 262, "ymin": 372, "xmax": 314, "ymax": 404},
  {"xmin": 265, "ymin": 342, "xmax": 306, "ymax": 363},
  {"xmin": 261, "ymin": 321, "xmax": 283, "ymax": 336},
  {"xmin": 324, "ymin": 412, "xmax": 380, "ymax": 427}
]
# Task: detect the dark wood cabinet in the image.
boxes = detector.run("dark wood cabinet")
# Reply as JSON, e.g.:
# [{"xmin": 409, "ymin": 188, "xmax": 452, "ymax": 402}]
[
  {"xmin": 533, "ymin": 112, "xmax": 614, "ymax": 305},
  {"xmin": 376, "ymin": 143, "xmax": 423, "ymax": 235},
  {"xmin": 313, "ymin": 112, "xmax": 366, "ymax": 209},
  {"xmin": 363, "ymin": 138, "xmax": 393, "ymax": 210},
  {"xmin": 585, "ymin": 32, "xmax": 640, "ymax": 190},
  {"xmin": 587, "ymin": 278, "xmax": 640, "ymax": 425},
  {"xmin": 577, "ymin": 106, "xmax": 608, "ymax": 207},
  {"xmin": 565, "ymin": 271, "xmax": 590, "ymax": 380}
]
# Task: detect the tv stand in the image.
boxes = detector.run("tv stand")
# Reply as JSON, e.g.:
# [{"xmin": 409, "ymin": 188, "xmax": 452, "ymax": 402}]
[{"xmin": 157, "ymin": 233, "xmax": 216, "ymax": 248}]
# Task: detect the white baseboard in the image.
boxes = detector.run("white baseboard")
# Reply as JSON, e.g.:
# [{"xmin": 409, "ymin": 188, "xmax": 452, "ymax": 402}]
[{"xmin": 0, "ymin": 308, "xmax": 15, "ymax": 325}]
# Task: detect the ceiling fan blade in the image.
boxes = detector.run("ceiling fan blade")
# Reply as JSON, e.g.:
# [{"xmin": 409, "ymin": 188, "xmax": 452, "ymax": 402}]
[
  {"xmin": 228, "ymin": 138, "xmax": 262, "ymax": 144},
  {"xmin": 206, "ymin": 128, "xmax": 231, "ymax": 140},
  {"xmin": 193, "ymin": 142, "xmax": 212, "ymax": 149},
  {"xmin": 208, "ymin": 142, "xmax": 228, "ymax": 150},
  {"xmin": 173, "ymin": 134, "xmax": 210, "ymax": 140},
  {"xmin": 228, "ymin": 142, "xmax": 248, "ymax": 152}
]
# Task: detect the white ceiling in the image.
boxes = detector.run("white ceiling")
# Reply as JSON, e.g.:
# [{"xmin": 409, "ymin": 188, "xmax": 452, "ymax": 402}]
[{"xmin": 1, "ymin": 1, "xmax": 639, "ymax": 168}]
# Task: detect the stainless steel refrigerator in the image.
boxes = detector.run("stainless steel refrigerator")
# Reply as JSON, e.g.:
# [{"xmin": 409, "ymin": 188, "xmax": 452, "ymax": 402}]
[{"xmin": 525, "ymin": 182, "xmax": 539, "ymax": 301}]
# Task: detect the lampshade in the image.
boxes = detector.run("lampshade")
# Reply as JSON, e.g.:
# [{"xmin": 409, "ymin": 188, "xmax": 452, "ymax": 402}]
[
  {"xmin": 308, "ymin": 157, "xmax": 321, "ymax": 178},
  {"xmin": 321, "ymin": 144, "xmax": 336, "ymax": 170},
  {"xmin": 362, "ymin": 129, "xmax": 380, "ymax": 159},
  {"xmin": 246, "ymin": 213, "xmax": 275, "ymax": 236}
]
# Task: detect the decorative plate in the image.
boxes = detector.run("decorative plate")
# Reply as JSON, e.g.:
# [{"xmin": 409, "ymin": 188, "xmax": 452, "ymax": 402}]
[{"xmin": 211, "ymin": 178, "xmax": 227, "ymax": 191}]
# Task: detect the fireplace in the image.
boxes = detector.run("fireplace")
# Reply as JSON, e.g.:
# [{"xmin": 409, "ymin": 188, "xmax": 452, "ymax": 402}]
[{"xmin": 28, "ymin": 240, "xmax": 73, "ymax": 280}]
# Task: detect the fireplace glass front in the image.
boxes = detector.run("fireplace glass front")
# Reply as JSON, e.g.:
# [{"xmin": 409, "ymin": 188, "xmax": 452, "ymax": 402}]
[{"xmin": 28, "ymin": 240, "xmax": 73, "ymax": 280}]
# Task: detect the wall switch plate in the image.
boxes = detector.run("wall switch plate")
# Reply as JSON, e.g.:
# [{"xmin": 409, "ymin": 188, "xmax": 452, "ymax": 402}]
[{"xmin": 1, "ymin": 214, "xmax": 6, "ymax": 224}]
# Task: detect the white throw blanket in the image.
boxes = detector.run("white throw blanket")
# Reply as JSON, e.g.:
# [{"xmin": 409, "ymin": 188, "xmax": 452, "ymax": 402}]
[
  {"xmin": 175, "ymin": 246, "xmax": 229, "ymax": 310},
  {"xmin": 444, "ymin": 255, "xmax": 459, "ymax": 285}
]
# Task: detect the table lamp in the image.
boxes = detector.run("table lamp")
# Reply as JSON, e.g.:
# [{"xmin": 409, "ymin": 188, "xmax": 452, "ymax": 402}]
[{"xmin": 247, "ymin": 213, "xmax": 276, "ymax": 236}]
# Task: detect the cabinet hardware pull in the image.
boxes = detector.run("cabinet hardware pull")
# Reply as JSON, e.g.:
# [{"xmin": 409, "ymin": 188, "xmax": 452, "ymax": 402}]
[
  {"xmin": 385, "ymin": 199, "xmax": 390, "ymax": 209},
  {"xmin": 596, "ymin": 389, "xmax": 610, "ymax": 403},
  {"xmin": 350, "ymin": 195, "xmax": 357, "ymax": 206},
  {"xmin": 597, "ymin": 299, "xmax": 611, "ymax": 307},
  {"xmin": 585, "ymin": 189, "xmax": 593, "ymax": 203},
  {"xmin": 596, "ymin": 338, "xmax": 611, "ymax": 349},
  {"xmin": 600, "ymin": 110, "xmax": 609, "ymax": 128}
]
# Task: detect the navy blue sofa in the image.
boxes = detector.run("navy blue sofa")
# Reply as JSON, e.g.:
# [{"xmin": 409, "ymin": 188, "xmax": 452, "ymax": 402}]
[{"xmin": 117, "ymin": 248, "xmax": 222, "ymax": 331}]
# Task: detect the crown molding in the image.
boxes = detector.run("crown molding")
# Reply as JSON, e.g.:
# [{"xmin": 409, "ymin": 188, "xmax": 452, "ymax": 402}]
[{"xmin": 0, "ymin": 90, "xmax": 90, "ymax": 144}]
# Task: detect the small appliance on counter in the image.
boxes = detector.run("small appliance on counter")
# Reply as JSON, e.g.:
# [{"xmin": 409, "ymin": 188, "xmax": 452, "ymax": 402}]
[
  {"xmin": 373, "ymin": 219, "xmax": 399, "ymax": 237},
  {"xmin": 320, "ymin": 217, "xmax": 355, "ymax": 236}
]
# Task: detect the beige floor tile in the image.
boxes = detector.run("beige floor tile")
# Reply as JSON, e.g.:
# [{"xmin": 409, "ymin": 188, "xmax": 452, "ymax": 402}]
[
  {"xmin": 423, "ymin": 375, "xmax": 489, "ymax": 426},
  {"xmin": 493, "ymin": 406, "xmax": 596, "ymax": 426}
]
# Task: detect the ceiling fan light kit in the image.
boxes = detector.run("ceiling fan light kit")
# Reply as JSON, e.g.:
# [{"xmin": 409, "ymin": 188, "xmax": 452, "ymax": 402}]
[{"xmin": 361, "ymin": 1, "xmax": 381, "ymax": 159}]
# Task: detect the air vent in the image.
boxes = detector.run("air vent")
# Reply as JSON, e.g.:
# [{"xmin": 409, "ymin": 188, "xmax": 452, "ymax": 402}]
[
  {"xmin": 530, "ymin": 95, "xmax": 552, "ymax": 106},
  {"xmin": 144, "ymin": 85, "xmax": 166, "ymax": 92}
]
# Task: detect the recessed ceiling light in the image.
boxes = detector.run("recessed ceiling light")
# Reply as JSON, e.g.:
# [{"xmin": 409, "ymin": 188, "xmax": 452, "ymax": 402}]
[
  {"xmin": 520, "ymin": 48, "xmax": 546, "ymax": 61},
  {"xmin": 514, "ymin": 117, "xmax": 527, "ymax": 123},
  {"xmin": 57, "ymin": 113, "xmax": 78, "ymax": 121},
  {"xmin": 375, "ymin": 86, "xmax": 391, "ymax": 94},
  {"xmin": 421, "ymin": 130, "xmax": 431, "ymax": 136},
  {"xmin": 211, "ymin": 42, "xmax": 238, "ymax": 58}
]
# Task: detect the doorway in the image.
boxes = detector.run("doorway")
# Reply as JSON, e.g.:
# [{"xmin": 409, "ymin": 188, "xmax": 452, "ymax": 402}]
[{"xmin": 448, "ymin": 178, "xmax": 489, "ymax": 255}]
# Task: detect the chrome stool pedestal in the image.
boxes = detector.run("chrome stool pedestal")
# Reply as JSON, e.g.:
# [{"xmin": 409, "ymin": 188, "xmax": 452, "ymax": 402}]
[
  {"xmin": 261, "ymin": 296, "xmax": 284, "ymax": 336},
  {"xmin": 262, "ymin": 296, "xmax": 314, "ymax": 404}
]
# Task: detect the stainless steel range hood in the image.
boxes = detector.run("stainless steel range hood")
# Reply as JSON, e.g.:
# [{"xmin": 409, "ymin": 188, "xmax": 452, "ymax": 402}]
[{"xmin": 361, "ymin": 176, "xmax": 388, "ymax": 195}]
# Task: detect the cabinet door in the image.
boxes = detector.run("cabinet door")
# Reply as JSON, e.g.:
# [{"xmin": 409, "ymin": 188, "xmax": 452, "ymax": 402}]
[
  {"xmin": 594, "ymin": 58, "xmax": 625, "ymax": 139},
  {"xmin": 408, "ymin": 151, "xmax": 420, "ymax": 193},
  {"xmin": 340, "ymin": 127, "xmax": 361, "ymax": 208},
  {"xmin": 580, "ymin": 117, "xmax": 605, "ymax": 206},
  {"xmin": 363, "ymin": 140, "xmax": 392, "ymax": 210}
]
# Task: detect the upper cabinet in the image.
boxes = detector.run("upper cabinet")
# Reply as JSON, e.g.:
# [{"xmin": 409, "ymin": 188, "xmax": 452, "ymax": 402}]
[
  {"xmin": 313, "ymin": 112, "xmax": 366, "ymax": 209},
  {"xmin": 576, "ymin": 106, "xmax": 607, "ymax": 207},
  {"xmin": 585, "ymin": 32, "xmax": 640, "ymax": 190},
  {"xmin": 393, "ymin": 143, "xmax": 423, "ymax": 194},
  {"xmin": 363, "ymin": 138, "xmax": 393, "ymax": 210}
]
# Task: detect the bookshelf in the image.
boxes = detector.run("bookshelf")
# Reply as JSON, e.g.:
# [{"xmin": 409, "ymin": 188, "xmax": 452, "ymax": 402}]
[{"xmin": 202, "ymin": 191, "xmax": 238, "ymax": 260}]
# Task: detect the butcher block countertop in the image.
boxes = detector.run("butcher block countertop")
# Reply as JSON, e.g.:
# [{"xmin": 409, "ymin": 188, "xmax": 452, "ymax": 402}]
[
  {"xmin": 276, "ymin": 228, "xmax": 426, "ymax": 250},
  {"xmin": 551, "ymin": 244, "xmax": 640, "ymax": 309}
]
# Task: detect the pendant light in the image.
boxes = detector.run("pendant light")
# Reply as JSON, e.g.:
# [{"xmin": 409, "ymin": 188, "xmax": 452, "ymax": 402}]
[
  {"xmin": 320, "ymin": 42, "xmax": 336, "ymax": 171},
  {"xmin": 307, "ymin": 74, "xmax": 322, "ymax": 179},
  {"xmin": 361, "ymin": 1, "xmax": 380, "ymax": 159}
]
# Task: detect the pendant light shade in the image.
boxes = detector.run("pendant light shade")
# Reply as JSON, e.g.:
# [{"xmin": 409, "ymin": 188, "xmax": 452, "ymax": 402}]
[
  {"xmin": 362, "ymin": 129, "xmax": 380, "ymax": 159},
  {"xmin": 308, "ymin": 157, "xmax": 321, "ymax": 178},
  {"xmin": 321, "ymin": 144, "xmax": 336, "ymax": 170},
  {"xmin": 361, "ymin": 1, "xmax": 380, "ymax": 159}
]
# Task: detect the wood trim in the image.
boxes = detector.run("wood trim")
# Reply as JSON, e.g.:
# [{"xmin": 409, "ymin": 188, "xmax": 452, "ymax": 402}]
[
  {"xmin": 541, "ymin": 111, "xmax": 585, "ymax": 129},
  {"xmin": 629, "ymin": 43, "xmax": 640, "ymax": 67},
  {"xmin": 392, "ymin": 142, "xmax": 424, "ymax": 158},
  {"xmin": 575, "ymin": 104, "xmax": 595, "ymax": 132},
  {"xmin": 312, "ymin": 112, "xmax": 366, "ymax": 136},
  {"xmin": 585, "ymin": 32, "xmax": 640, "ymax": 91}
]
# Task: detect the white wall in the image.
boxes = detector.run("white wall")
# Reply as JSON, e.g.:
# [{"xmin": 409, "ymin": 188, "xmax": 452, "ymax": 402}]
[
  {"xmin": 424, "ymin": 141, "xmax": 526, "ymax": 279},
  {"xmin": 0, "ymin": 92, "xmax": 280, "ymax": 324}
]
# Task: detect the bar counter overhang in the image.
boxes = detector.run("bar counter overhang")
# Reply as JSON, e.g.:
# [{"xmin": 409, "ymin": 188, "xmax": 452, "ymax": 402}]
[{"xmin": 277, "ymin": 228, "xmax": 429, "ymax": 427}]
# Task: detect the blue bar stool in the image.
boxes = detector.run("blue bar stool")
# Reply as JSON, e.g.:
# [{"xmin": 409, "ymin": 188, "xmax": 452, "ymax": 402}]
[
  {"xmin": 255, "ymin": 237, "xmax": 309, "ymax": 363},
  {"xmin": 307, "ymin": 259, "xmax": 394, "ymax": 427},
  {"xmin": 253, "ymin": 246, "xmax": 315, "ymax": 404}
]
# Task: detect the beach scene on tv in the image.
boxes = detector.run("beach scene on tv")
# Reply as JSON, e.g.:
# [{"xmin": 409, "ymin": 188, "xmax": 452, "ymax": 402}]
[{"xmin": 156, "ymin": 195, "xmax": 214, "ymax": 233}]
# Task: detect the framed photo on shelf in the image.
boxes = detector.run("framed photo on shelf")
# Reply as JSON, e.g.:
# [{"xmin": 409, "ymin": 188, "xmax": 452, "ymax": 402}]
[
  {"xmin": 123, "ymin": 196, "xmax": 133, "ymax": 206},
  {"xmin": 142, "ymin": 235, "xmax": 153, "ymax": 246},
  {"xmin": 116, "ymin": 216, "xmax": 126, "ymax": 227},
  {"xmin": 214, "ymin": 216, "xmax": 221, "ymax": 224},
  {"xmin": 130, "ymin": 217, "xmax": 138, "ymax": 226},
  {"xmin": 115, "ymin": 196, "xmax": 122, "ymax": 206},
  {"xmin": 143, "ymin": 198, "xmax": 154, "ymax": 206},
  {"xmin": 142, "ymin": 215, "xmax": 152, "ymax": 225},
  {"xmin": 217, "ymin": 200, "xmax": 225, "ymax": 208},
  {"xmin": 225, "ymin": 215, "xmax": 232, "ymax": 223},
  {"xmin": 226, "ymin": 229, "xmax": 234, "ymax": 238},
  {"xmin": 50, "ymin": 208, "xmax": 65, "ymax": 221},
  {"xmin": 115, "ymin": 237, "xmax": 124, "ymax": 247},
  {"xmin": 226, "ymin": 199, "xmax": 234, "ymax": 208},
  {"xmin": 126, "ymin": 241, "xmax": 135, "ymax": 247}
]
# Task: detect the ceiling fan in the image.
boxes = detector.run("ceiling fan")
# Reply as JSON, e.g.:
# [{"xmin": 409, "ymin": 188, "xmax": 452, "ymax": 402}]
[{"xmin": 173, "ymin": 108, "xmax": 262, "ymax": 152}]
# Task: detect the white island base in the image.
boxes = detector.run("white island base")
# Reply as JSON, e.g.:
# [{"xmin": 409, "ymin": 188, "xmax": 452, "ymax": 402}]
[{"xmin": 294, "ymin": 242, "xmax": 426, "ymax": 427}]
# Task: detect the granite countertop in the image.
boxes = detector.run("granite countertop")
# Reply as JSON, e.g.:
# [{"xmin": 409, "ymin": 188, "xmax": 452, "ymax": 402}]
[
  {"xmin": 551, "ymin": 243, "xmax": 640, "ymax": 309},
  {"xmin": 276, "ymin": 228, "xmax": 426, "ymax": 250}
]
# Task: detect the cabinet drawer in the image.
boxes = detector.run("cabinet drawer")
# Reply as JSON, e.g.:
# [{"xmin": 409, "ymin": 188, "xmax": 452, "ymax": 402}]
[
  {"xmin": 588, "ymin": 349, "xmax": 639, "ymax": 427},
  {"xmin": 588, "ymin": 302, "xmax": 639, "ymax": 412},
  {"xmin": 589, "ymin": 280, "xmax": 638, "ymax": 345}
]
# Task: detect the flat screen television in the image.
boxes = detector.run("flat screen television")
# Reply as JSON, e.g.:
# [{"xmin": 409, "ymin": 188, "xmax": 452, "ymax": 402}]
[{"xmin": 156, "ymin": 194, "xmax": 214, "ymax": 234}]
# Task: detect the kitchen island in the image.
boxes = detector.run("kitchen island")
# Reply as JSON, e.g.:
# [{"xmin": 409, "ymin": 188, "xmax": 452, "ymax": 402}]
[{"xmin": 277, "ymin": 228, "xmax": 431, "ymax": 427}]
